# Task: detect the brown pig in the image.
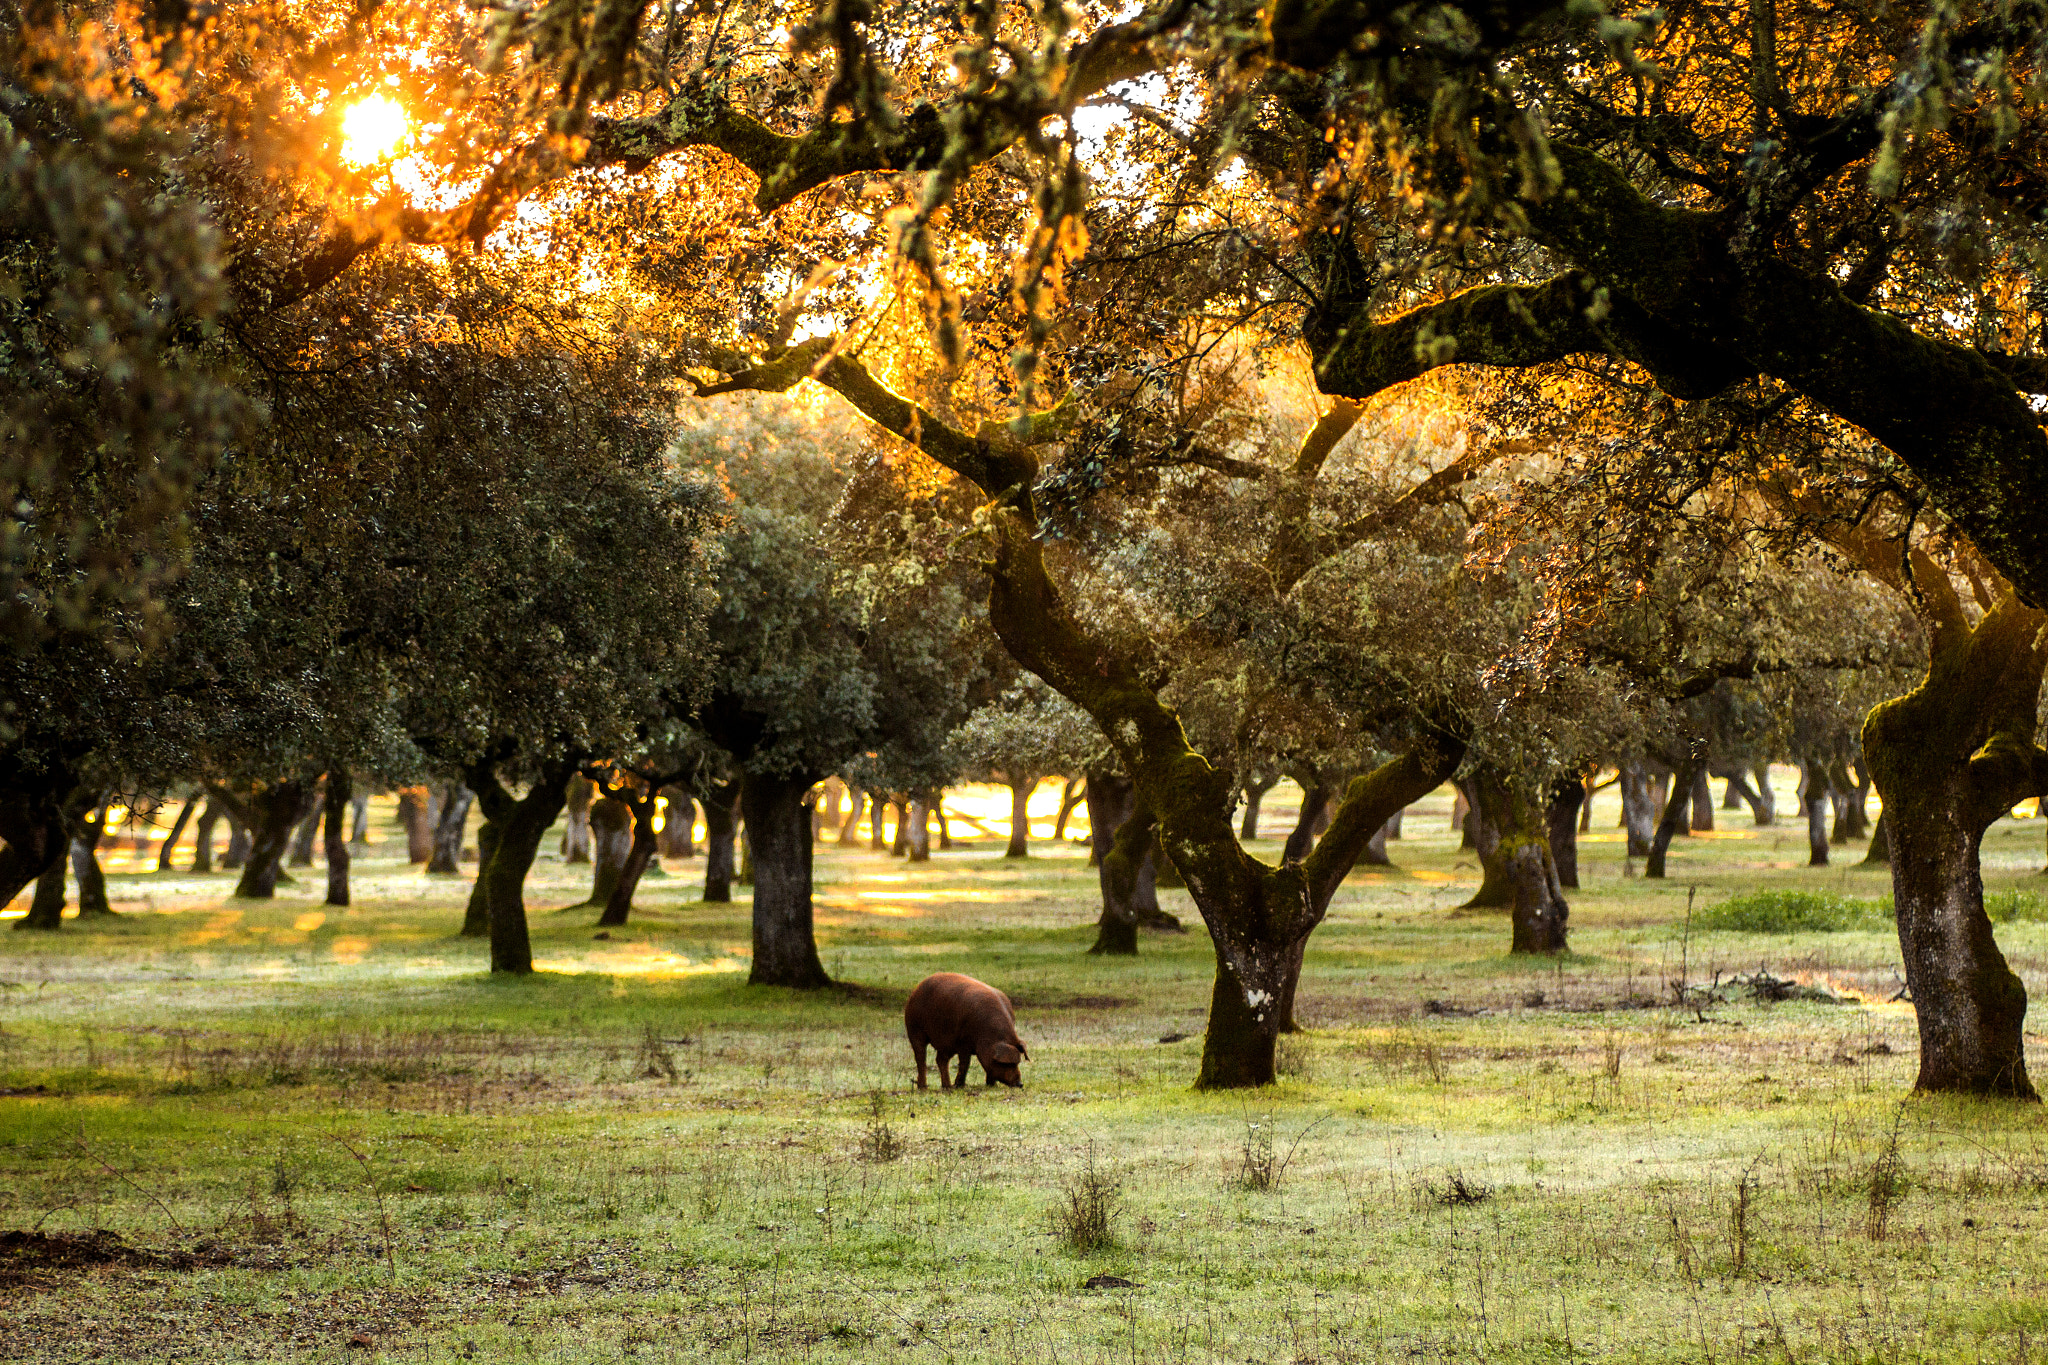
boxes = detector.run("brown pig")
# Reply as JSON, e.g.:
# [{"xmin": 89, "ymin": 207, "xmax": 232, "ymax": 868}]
[{"xmin": 904, "ymin": 972, "xmax": 1029, "ymax": 1089}]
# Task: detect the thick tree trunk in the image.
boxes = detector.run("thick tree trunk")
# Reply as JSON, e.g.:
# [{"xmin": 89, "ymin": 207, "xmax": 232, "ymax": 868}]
[
  {"xmin": 324, "ymin": 769, "xmax": 352, "ymax": 907},
  {"xmin": 1547, "ymin": 778, "xmax": 1585, "ymax": 890},
  {"xmin": 1647, "ymin": 747, "xmax": 1707, "ymax": 879},
  {"xmin": 1618, "ymin": 761, "xmax": 1660, "ymax": 858},
  {"xmin": 190, "ymin": 800, "xmax": 221, "ymax": 873},
  {"xmin": 1688, "ymin": 767, "xmax": 1714, "ymax": 832},
  {"xmin": 742, "ymin": 773, "xmax": 830, "ymax": 988},
  {"xmin": 1385, "ymin": 807, "xmax": 1403, "ymax": 839},
  {"xmin": 1006, "ymin": 777, "xmax": 1038, "ymax": 858},
  {"xmin": 1461, "ymin": 779, "xmax": 1513, "ymax": 908},
  {"xmin": 156, "ymin": 798, "xmax": 196, "ymax": 872},
  {"xmin": 1053, "ymin": 777, "xmax": 1085, "ymax": 841},
  {"xmin": 1801, "ymin": 761, "xmax": 1832, "ymax": 867},
  {"xmin": 232, "ymin": 781, "xmax": 315, "ymax": 899},
  {"xmin": 1, "ymin": 778, "xmax": 72, "ymax": 919},
  {"xmin": 466, "ymin": 754, "xmax": 580, "ymax": 975},
  {"xmin": 222, "ymin": 812, "xmax": 251, "ymax": 870},
  {"xmin": 461, "ymin": 821, "xmax": 498, "ymax": 937},
  {"xmin": 25, "ymin": 859, "xmax": 65, "ymax": 928},
  {"xmin": 695, "ymin": 779, "xmax": 739, "ymax": 901},
  {"xmin": 659, "ymin": 787, "xmax": 697, "ymax": 857},
  {"xmin": 428, "ymin": 783, "xmax": 474, "ymax": 875},
  {"xmin": 1240, "ymin": 775, "xmax": 1278, "ymax": 840},
  {"xmin": 559, "ymin": 776, "xmax": 594, "ymax": 863},
  {"xmin": 288, "ymin": 790, "xmax": 325, "ymax": 867},
  {"xmin": 1084, "ymin": 768, "xmax": 1131, "ymax": 868},
  {"xmin": 1472, "ymin": 773, "xmax": 1570, "ymax": 953},
  {"xmin": 1281, "ymin": 781, "xmax": 1331, "ymax": 864},
  {"xmin": 905, "ymin": 796, "xmax": 932, "ymax": 862},
  {"xmin": 597, "ymin": 793, "xmax": 661, "ymax": 927},
  {"xmin": 397, "ymin": 787, "xmax": 434, "ymax": 864},
  {"xmin": 1862, "ymin": 810, "xmax": 1891, "ymax": 865},
  {"xmin": 1832, "ymin": 760, "xmax": 1870, "ymax": 841},
  {"xmin": 585, "ymin": 797, "xmax": 633, "ymax": 906},
  {"xmin": 1090, "ymin": 804, "xmax": 1156, "ymax": 955},
  {"xmin": 71, "ymin": 803, "xmax": 113, "ymax": 916}
]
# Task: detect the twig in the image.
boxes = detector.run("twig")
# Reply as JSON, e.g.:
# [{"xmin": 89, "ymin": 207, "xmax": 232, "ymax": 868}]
[
  {"xmin": 74, "ymin": 1125, "xmax": 183, "ymax": 1232},
  {"xmin": 330, "ymin": 1137, "xmax": 396, "ymax": 1282}
]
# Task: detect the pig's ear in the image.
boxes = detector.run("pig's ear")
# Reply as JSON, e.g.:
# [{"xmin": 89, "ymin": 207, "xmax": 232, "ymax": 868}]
[
  {"xmin": 990, "ymin": 1043, "xmax": 1021, "ymax": 1064},
  {"xmin": 1017, "ymin": 1041, "xmax": 1029, "ymax": 1060}
]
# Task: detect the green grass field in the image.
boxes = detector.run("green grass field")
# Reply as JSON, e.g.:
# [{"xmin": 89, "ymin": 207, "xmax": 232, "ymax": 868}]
[{"xmin": 5, "ymin": 777, "xmax": 2048, "ymax": 1363}]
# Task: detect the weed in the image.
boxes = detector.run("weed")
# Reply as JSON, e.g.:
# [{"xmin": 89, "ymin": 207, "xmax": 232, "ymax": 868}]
[
  {"xmin": 1235, "ymin": 1112, "xmax": 1327, "ymax": 1192},
  {"xmin": 1729, "ymin": 1158, "xmax": 1762, "ymax": 1274},
  {"xmin": 635, "ymin": 1024, "xmax": 679, "ymax": 1082},
  {"xmin": 1985, "ymin": 889, "xmax": 2048, "ymax": 923},
  {"xmin": 1276, "ymin": 1034, "xmax": 1313, "ymax": 1081},
  {"xmin": 856, "ymin": 1089, "xmax": 903, "ymax": 1163},
  {"xmin": 1693, "ymin": 890, "xmax": 1888, "ymax": 933},
  {"xmin": 1601, "ymin": 1034, "xmax": 1623, "ymax": 1080},
  {"xmin": 1428, "ymin": 1170, "xmax": 1493, "ymax": 1206},
  {"xmin": 1053, "ymin": 1152, "xmax": 1120, "ymax": 1253}
]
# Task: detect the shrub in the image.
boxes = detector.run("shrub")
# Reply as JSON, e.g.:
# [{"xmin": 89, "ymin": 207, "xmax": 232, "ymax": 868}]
[
  {"xmin": 1053, "ymin": 1154, "xmax": 1121, "ymax": 1252},
  {"xmin": 1693, "ymin": 891, "xmax": 1888, "ymax": 934},
  {"xmin": 1986, "ymin": 890, "xmax": 2048, "ymax": 924}
]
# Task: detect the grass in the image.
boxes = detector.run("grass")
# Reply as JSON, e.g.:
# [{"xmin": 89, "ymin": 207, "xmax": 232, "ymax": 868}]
[{"xmin": 2, "ymin": 775, "xmax": 2047, "ymax": 1362}]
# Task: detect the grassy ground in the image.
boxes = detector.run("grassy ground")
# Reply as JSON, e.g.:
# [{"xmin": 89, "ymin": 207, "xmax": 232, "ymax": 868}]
[{"xmin": 4, "ymin": 776, "xmax": 2048, "ymax": 1363}]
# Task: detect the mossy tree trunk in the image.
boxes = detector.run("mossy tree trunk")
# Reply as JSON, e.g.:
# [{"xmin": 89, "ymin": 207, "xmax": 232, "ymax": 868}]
[
  {"xmin": 1460, "ymin": 775, "xmax": 1513, "ymax": 908},
  {"xmin": 1090, "ymin": 802, "xmax": 1157, "ymax": 955},
  {"xmin": 1862, "ymin": 572, "xmax": 2048, "ymax": 1099},
  {"xmin": 742, "ymin": 771, "xmax": 831, "ymax": 989},
  {"xmin": 1470, "ymin": 772, "xmax": 1569, "ymax": 954},
  {"xmin": 1281, "ymin": 776, "xmax": 1332, "ymax": 864}
]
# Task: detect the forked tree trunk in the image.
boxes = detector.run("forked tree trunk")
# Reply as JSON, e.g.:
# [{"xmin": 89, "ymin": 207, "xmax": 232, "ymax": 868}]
[
  {"xmin": 189, "ymin": 800, "xmax": 221, "ymax": 873},
  {"xmin": 288, "ymin": 790, "xmax": 325, "ymax": 867},
  {"xmin": 428, "ymin": 783, "xmax": 474, "ymax": 874},
  {"xmin": 598, "ymin": 793, "xmax": 662, "ymax": 928},
  {"xmin": 1053, "ymin": 778, "xmax": 1086, "ymax": 842},
  {"xmin": 156, "ymin": 799, "xmax": 196, "ymax": 872},
  {"xmin": 1471, "ymin": 773, "xmax": 1570, "ymax": 953},
  {"xmin": 1546, "ymin": 778, "xmax": 1585, "ymax": 890},
  {"xmin": 1715, "ymin": 767, "xmax": 1773, "ymax": 825},
  {"xmin": 1862, "ymin": 585, "xmax": 2047, "ymax": 1099},
  {"xmin": 1006, "ymin": 777, "xmax": 1038, "ymax": 858},
  {"xmin": 232, "ymin": 780, "xmax": 315, "ymax": 899},
  {"xmin": 699, "ymin": 784, "xmax": 739, "ymax": 902},
  {"xmin": 742, "ymin": 772, "xmax": 831, "ymax": 988},
  {"xmin": 465, "ymin": 755, "xmax": 580, "ymax": 974},
  {"xmin": 560, "ymin": 776, "xmax": 594, "ymax": 863},
  {"xmin": 324, "ymin": 768, "xmax": 352, "ymax": 908},
  {"xmin": 585, "ymin": 797, "xmax": 634, "ymax": 906},
  {"xmin": 1647, "ymin": 746, "xmax": 1707, "ymax": 879}
]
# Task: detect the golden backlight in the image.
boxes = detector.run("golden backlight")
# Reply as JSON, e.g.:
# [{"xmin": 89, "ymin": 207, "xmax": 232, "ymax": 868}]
[{"xmin": 340, "ymin": 95, "xmax": 409, "ymax": 168}]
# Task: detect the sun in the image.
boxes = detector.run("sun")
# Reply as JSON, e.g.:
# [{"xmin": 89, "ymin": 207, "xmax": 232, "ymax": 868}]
[{"xmin": 340, "ymin": 95, "xmax": 409, "ymax": 168}]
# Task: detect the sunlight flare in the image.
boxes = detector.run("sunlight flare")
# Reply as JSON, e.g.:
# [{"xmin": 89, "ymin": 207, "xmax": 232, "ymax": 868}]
[{"xmin": 341, "ymin": 95, "xmax": 409, "ymax": 167}]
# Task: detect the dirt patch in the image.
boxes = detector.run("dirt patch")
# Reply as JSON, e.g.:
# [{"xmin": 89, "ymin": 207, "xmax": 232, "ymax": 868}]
[{"xmin": 0, "ymin": 1229, "xmax": 233, "ymax": 1287}]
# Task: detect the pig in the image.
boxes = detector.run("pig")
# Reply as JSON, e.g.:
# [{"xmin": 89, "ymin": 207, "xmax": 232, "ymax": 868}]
[{"xmin": 904, "ymin": 972, "xmax": 1029, "ymax": 1089}]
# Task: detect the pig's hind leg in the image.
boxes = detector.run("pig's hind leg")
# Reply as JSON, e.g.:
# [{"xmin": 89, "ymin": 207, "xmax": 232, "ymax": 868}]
[
  {"xmin": 954, "ymin": 1053, "xmax": 971, "ymax": 1088},
  {"xmin": 909, "ymin": 1029, "xmax": 930, "ymax": 1090}
]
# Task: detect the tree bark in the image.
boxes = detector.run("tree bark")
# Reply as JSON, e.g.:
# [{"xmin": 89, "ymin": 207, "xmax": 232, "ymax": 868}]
[
  {"xmin": 70, "ymin": 801, "xmax": 113, "ymax": 916},
  {"xmin": 1460, "ymin": 778, "xmax": 1513, "ymax": 908},
  {"xmin": 324, "ymin": 768, "xmax": 352, "ymax": 907},
  {"xmin": 1546, "ymin": 778, "xmax": 1585, "ymax": 890},
  {"xmin": 1832, "ymin": 759, "xmax": 1870, "ymax": 841},
  {"xmin": 1801, "ymin": 760, "xmax": 1832, "ymax": 867},
  {"xmin": 349, "ymin": 792, "xmax": 370, "ymax": 848},
  {"xmin": 698, "ymin": 777, "xmax": 740, "ymax": 902},
  {"xmin": 222, "ymin": 811, "xmax": 251, "ymax": 869},
  {"xmin": 1862, "ymin": 810, "xmax": 1891, "ymax": 865},
  {"xmin": 1647, "ymin": 745, "xmax": 1707, "ymax": 879},
  {"xmin": 288, "ymin": 789, "xmax": 326, "ymax": 867},
  {"xmin": 936, "ymin": 796, "xmax": 952, "ymax": 849},
  {"xmin": 742, "ymin": 772, "xmax": 831, "ymax": 988},
  {"xmin": 659, "ymin": 787, "xmax": 697, "ymax": 856},
  {"xmin": 461, "ymin": 821, "xmax": 498, "ymax": 937},
  {"xmin": 559, "ymin": 776, "xmax": 594, "ymax": 863},
  {"xmin": 25, "ymin": 859, "xmax": 66, "ymax": 929},
  {"xmin": 889, "ymin": 798, "xmax": 910, "ymax": 857},
  {"xmin": 228, "ymin": 780, "xmax": 316, "ymax": 899},
  {"xmin": 1751, "ymin": 764, "xmax": 1778, "ymax": 825},
  {"xmin": 585, "ymin": 797, "xmax": 634, "ymax": 906},
  {"xmin": 597, "ymin": 789, "xmax": 662, "ymax": 927},
  {"xmin": 1084, "ymin": 768, "xmax": 1131, "ymax": 868},
  {"xmin": 1090, "ymin": 803, "xmax": 1156, "ymax": 955},
  {"xmin": 1688, "ymin": 766, "xmax": 1714, "ymax": 832},
  {"xmin": 189, "ymin": 799, "xmax": 221, "ymax": 873},
  {"xmin": 1006, "ymin": 777, "xmax": 1038, "ymax": 858},
  {"xmin": 156, "ymin": 798, "xmax": 197, "ymax": 872},
  {"xmin": 1618, "ymin": 761, "xmax": 1660, "ymax": 858},
  {"xmin": 869, "ymin": 792, "xmax": 889, "ymax": 849},
  {"xmin": 1714, "ymin": 767, "xmax": 1773, "ymax": 825},
  {"xmin": 428, "ymin": 783, "xmax": 474, "ymax": 874},
  {"xmin": 465, "ymin": 753, "xmax": 581, "ymax": 974},
  {"xmin": 905, "ymin": 795, "xmax": 932, "ymax": 862},
  {"xmin": 1862, "ymin": 586, "xmax": 2048, "ymax": 1098},
  {"xmin": 397, "ymin": 787, "xmax": 434, "ymax": 864},
  {"xmin": 838, "ymin": 786, "xmax": 865, "ymax": 844},
  {"xmin": 1281, "ymin": 780, "xmax": 1331, "ymax": 864},
  {"xmin": 1471, "ymin": 772, "xmax": 1570, "ymax": 953}
]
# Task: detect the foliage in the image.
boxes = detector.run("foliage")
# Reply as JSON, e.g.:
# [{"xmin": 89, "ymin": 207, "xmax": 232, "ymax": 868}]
[{"xmin": 1693, "ymin": 890, "xmax": 1891, "ymax": 934}]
